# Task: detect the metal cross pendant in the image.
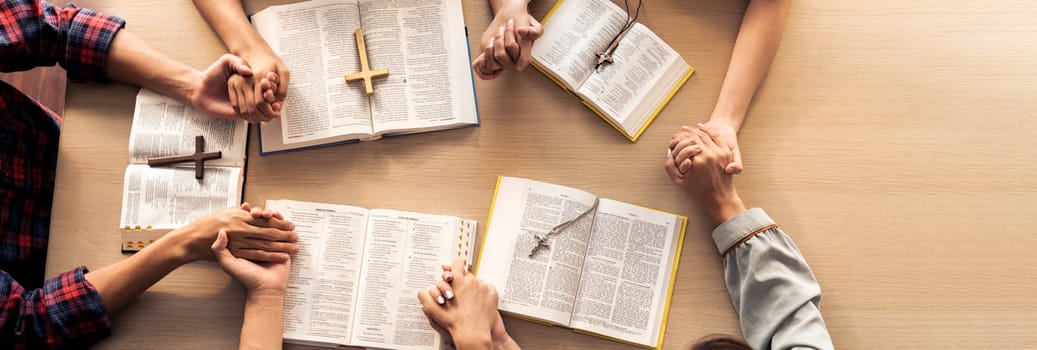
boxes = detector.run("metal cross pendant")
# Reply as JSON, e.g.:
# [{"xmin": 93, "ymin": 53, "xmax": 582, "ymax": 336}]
[
  {"xmin": 146, "ymin": 135, "xmax": 222, "ymax": 179},
  {"xmin": 527, "ymin": 199, "xmax": 600, "ymax": 258},
  {"xmin": 345, "ymin": 28, "xmax": 390, "ymax": 95},
  {"xmin": 595, "ymin": 50, "xmax": 615, "ymax": 70},
  {"xmin": 528, "ymin": 234, "xmax": 552, "ymax": 258}
]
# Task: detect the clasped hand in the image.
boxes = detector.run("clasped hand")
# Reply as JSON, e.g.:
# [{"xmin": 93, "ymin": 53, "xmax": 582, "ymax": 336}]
[
  {"xmin": 418, "ymin": 259, "xmax": 510, "ymax": 348},
  {"xmin": 665, "ymin": 124, "xmax": 746, "ymax": 224},
  {"xmin": 472, "ymin": 3, "xmax": 544, "ymax": 80},
  {"xmin": 173, "ymin": 203, "xmax": 298, "ymax": 264},
  {"xmin": 190, "ymin": 53, "xmax": 287, "ymax": 123}
]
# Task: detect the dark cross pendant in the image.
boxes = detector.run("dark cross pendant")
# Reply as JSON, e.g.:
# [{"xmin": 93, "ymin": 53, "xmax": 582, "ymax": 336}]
[{"xmin": 147, "ymin": 135, "xmax": 222, "ymax": 179}]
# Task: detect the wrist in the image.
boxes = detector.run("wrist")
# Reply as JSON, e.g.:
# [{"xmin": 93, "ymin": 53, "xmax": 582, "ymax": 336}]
[
  {"xmin": 492, "ymin": 0, "xmax": 529, "ymax": 15},
  {"xmin": 707, "ymin": 191, "xmax": 746, "ymax": 226},
  {"xmin": 452, "ymin": 330, "xmax": 493, "ymax": 350},
  {"xmin": 152, "ymin": 63, "xmax": 200, "ymax": 107},
  {"xmin": 492, "ymin": 331, "xmax": 517, "ymax": 350},
  {"xmin": 146, "ymin": 231, "xmax": 196, "ymax": 268},
  {"xmin": 708, "ymin": 113, "xmax": 743, "ymax": 131},
  {"xmin": 247, "ymin": 289, "xmax": 286, "ymax": 305},
  {"xmin": 161, "ymin": 226, "xmax": 209, "ymax": 265},
  {"xmin": 232, "ymin": 41, "xmax": 275, "ymax": 62},
  {"xmin": 220, "ymin": 26, "xmax": 270, "ymax": 58}
]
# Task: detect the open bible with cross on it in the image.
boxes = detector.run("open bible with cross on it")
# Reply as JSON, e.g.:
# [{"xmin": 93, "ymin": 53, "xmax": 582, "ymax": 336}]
[
  {"xmin": 250, "ymin": 0, "xmax": 479, "ymax": 155},
  {"xmin": 118, "ymin": 89, "xmax": 249, "ymax": 252}
]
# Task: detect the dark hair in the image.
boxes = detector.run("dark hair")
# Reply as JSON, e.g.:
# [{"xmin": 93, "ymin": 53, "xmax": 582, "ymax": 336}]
[{"xmin": 691, "ymin": 334, "xmax": 753, "ymax": 350}]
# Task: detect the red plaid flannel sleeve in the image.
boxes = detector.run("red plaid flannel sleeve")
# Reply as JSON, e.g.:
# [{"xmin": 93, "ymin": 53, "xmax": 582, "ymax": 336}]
[
  {"xmin": 0, "ymin": 0, "xmax": 125, "ymax": 81},
  {"xmin": 0, "ymin": 266, "xmax": 111, "ymax": 349}
]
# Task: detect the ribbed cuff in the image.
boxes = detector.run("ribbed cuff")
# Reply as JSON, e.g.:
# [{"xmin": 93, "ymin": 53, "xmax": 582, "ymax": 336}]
[{"xmin": 711, "ymin": 208, "xmax": 776, "ymax": 255}]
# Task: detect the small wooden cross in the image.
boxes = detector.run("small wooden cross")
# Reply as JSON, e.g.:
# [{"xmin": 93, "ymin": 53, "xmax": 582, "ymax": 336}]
[
  {"xmin": 344, "ymin": 29, "xmax": 389, "ymax": 95},
  {"xmin": 147, "ymin": 135, "xmax": 222, "ymax": 179},
  {"xmin": 594, "ymin": 39, "xmax": 619, "ymax": 70}
]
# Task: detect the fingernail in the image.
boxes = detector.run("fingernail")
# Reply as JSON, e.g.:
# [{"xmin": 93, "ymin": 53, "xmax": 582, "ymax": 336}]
[
  {"xmin": 499, "ymin": 25, "xmax": 505, "ymax": 35},
  {"xmin": 436, "ymin": 295, "xmax": 446, "ymax": 305},
  {"xmin": 697, "ymin": 123, "xmax": 706, "ymax": 128},
  {"xmin": 508, "ymin": 18, "xmax": 514, "ymax": 28},
  {"xmin": 445, "ymin": 290, "xmax": 454, "ymax": 300}
]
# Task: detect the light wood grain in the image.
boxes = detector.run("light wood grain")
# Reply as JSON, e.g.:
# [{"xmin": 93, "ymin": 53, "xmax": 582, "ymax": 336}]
[{"xmin": 46, "ymin": 0, "xmax": 1037, "ymax": 348}]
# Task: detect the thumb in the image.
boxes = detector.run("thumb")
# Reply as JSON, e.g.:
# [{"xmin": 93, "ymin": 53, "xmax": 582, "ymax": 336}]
[
  {"xmin": 726, "ymin": 145, "xmax": 744, "ymax": 174},
  {"xmin": 221, "ymin": 54, "xmax": 253, "ymax": 77},
  {"xmin": 527, "ymin": 15, "xmax": 543, "ymax": 40},
  {"xmin": 211, "ymin": 229, "xmax": 235, "ymax": 265}
]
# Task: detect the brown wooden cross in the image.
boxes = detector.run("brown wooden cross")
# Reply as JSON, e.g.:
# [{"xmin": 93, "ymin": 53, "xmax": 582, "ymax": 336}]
[
  {"xmin": 147, "ymin": 135, "xmax": 222, "ymax": 179},
  {"xmin": 344, "ymin": 29, "xmax": 389, "ymax": 95}
]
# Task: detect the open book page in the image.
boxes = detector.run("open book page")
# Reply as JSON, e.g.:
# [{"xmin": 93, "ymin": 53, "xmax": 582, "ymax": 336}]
[
  {"xmin": 531, "ymin": 0, "xmax": 629, "ymax": 89},
  {"xmin": 252, "ymin": 0, "xmax": 373, "ymax": 147},
  {"xmin": 575, "ymin": 23, "xmax": 690, "ymax": 137},
  {"xmin": 478, "ymin": 177, "xmax": 599, "ymax": 326},
  {"xmin": 129, "ymin": 89, "xmax": 246, "ymax": 167},
  {"xmin": 569, "ymin": 199, "xmax": 684, "ymax": 347},
  {"xmin": 360, "ymin": 0, "xmax": 478, "ymax": 135},
  {"xmin": 350, "ymin": 209, "xmax": 464, "ymax": 350},
  {"xmin": 265, "ymin": 200, "xmax": 369, "ymax": 346},
  {"xmin": 119, "ymin": 165, "xmax": 241, "ymax": 229}
]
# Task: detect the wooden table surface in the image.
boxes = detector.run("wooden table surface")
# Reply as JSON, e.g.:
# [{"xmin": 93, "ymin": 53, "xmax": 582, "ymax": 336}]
[{"xmin": 45, "ymin": 0, "xmax": 1037, "ymax": 348}]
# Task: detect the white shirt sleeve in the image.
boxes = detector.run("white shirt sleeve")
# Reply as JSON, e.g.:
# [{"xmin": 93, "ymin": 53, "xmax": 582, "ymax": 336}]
[{"xmin": 712, "ymin": 208, "xmax": 834, "ymax": 350}]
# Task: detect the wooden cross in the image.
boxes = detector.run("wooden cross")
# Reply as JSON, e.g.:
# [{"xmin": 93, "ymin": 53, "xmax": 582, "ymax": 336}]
[
  {"xmin": 147, "ymin": 135, "xmax": 222, "ymax": 179},
  {"xmin": 344, "ymin": 29, "xmax": 389, "ymax": 95}
]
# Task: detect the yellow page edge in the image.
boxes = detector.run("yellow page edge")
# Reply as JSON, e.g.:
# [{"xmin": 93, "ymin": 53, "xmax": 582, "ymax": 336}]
[
  {"xmin": 629, "ymin": 66, "xmax": 696, "ymax": 142},
  {"xmin": 474, "ymin": 175, "xmax": 504, "ymax": 275},
  {"xmin": 573, "ymin": 328, "xmax": 656, "ymax": 349},
  {"xmin": 580, "ymin": 100, "xmax": 637, "ymax": 142},
  {"xmin": 540, "ymin": 0, "xmax": 565, "ymax": 24},
  {"xmin": 657, "ymin": 215, "xmax": 689, "ymax": 349}
]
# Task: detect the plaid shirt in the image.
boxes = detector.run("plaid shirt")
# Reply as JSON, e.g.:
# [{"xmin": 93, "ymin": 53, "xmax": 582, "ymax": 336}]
[{"xmin": 1, "ymin": 0, "xmax": 124, "ymax": 348}]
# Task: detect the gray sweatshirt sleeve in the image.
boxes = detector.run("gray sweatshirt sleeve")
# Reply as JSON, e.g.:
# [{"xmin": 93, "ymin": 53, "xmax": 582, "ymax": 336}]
[{"xmin": 711, "ymin": 208, "xmax": 834, "ymax": 350}]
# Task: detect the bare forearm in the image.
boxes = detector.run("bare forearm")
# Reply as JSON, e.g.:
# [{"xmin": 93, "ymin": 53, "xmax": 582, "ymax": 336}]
[
  {"xmin": 711, "ymin": 0, "xmax": 790, "ymax": 131},
  {"xmin": 489, "ymin": 0, "xmax": 530, "ymax": 14},
  {"xmin": 193, "ymin": 0, "xmax": 270, "ymax": 56},
  {"xmin": 104, "ymin": 30, "xmax": 198, "ymax": 105},
  {"xmin": 493, "ymin": 333, "xmax": 522, "ymax": 350},
  {"xmin": 84, "ymin": 235, "xmax": 191, "ymax": 315},
  {"xmin": 239, "ymin": 292, "xmax": 285, "ymax": 350},
  {"xmin": 454, "ymin": 333, "xmax": 493, "ymax": 350}
]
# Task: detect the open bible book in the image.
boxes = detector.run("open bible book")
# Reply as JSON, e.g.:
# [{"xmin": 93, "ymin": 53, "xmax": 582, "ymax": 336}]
[
  {"xmin": 251, "ymin": 0, "xmax": 478, "ymax": 154},
  {"xmin": 265, "ymin": 199, "xmax": 477, "ymax": 350},
  {"xmin": 119, "ymin": 89, "xmax": 248, "ymax": 252},
  {"xmin": 532, "ymin": 0, "xmax": 693, "ymax": 142},
  {"xmin": 476, "ymin": 177, "xmax": 687, "ymax": 349}
]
